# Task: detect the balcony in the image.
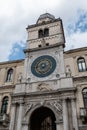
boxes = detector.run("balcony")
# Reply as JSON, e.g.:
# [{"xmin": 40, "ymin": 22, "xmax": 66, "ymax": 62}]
[{"xmin": 0, "ymin": 113, "xmax": 9, "ymax": 125}]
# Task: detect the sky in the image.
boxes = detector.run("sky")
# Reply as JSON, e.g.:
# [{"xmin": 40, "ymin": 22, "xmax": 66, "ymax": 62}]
[{"xmin": 0, "ymin": 0, "xmax": 87, "ymax": 62}]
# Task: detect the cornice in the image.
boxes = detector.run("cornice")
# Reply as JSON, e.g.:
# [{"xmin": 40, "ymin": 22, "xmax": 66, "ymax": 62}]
[
  {"xmin": 11, "ymin": 87, "xmax": 76, "ymax": 98},
  {"xmin": 73, "ymin": 75, "xmax": 87, "ymax": 80},
  {"xmin": 0, "ymin": 85, "xmax": 15, "ymax": 89},
  {"xmin": 26, "ymin": 18, "xmax": 61, "ymax": 30},
  {"xmin": 64, "ymin": 46, "xmax": 87, "ymax": 54},
  {"xmin": 0, "ymin": 59, "xmax": 24, "ymax": 65},
  {"xmin": 24, "ymin": 43, "xmax": 64, "ymax": 53}
]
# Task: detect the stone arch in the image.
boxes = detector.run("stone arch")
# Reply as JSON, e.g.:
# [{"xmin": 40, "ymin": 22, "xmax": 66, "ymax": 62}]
[
  {"xmin": 23, "ymin": 102, "xmax": 59, "ymax": 124},
  {"xmin": 29, "ymin": 105, "xmax": 56, "ymax": 130}
]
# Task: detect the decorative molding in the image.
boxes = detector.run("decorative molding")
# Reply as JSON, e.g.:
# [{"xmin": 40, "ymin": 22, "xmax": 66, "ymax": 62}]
[{"xmin": 73, "ymin": 77, "xmax": 87, "ymax": 85}]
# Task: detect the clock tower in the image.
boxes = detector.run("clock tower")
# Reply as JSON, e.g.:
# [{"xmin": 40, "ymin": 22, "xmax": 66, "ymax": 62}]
[
  {"xmin": 10, "ymin": 13, "xmax": 78, "ymax": 130},
  {"xmin": 24, "ymin": 13, "xmax": 66, "ymax": 87}
]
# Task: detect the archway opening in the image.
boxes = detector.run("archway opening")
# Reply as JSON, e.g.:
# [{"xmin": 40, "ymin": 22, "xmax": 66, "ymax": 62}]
[{"xmin": 30, "ymin": 106, "xmax": 56, "ymax": 130}]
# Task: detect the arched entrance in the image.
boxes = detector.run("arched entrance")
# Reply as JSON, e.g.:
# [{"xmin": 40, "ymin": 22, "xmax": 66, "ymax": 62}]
[{"xmin": 30, "ymin": 106, "xmax": 56, "ymax": 130}]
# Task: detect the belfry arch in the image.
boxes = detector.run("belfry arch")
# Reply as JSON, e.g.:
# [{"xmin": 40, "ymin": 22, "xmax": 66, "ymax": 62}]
[{"xmin": 30, "ymin": 106, "xmax": 56, "ymax": 130}]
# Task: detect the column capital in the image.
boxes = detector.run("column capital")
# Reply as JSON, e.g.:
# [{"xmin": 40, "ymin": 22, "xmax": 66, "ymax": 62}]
[
  {"xmin": 61, "ymin": 96, "xmax": 76, "ymax": 101},
  {"xmin": 12, "ymin": 100, "xmax": 24, "ymax": 106}
]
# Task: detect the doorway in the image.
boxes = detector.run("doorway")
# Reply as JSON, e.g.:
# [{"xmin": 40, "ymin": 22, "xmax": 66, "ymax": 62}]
[{"xmin": 30, "ymin": 107, "xmax": 56, "ymax": 130}]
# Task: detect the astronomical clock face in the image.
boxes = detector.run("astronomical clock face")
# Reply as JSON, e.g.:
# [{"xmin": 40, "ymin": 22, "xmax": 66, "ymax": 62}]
[{"xmin": 31, "ymin": 55, "xmax": 56, "ymax": 78}]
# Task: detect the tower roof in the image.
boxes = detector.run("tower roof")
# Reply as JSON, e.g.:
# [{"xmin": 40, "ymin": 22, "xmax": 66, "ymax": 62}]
[
  {"xmin": 37, "ymin": 13, "xmax": 55, "ymax": 24},
  {"xmin": 38, "ymin": 13, "xmax": 55, "ymax": 20}
]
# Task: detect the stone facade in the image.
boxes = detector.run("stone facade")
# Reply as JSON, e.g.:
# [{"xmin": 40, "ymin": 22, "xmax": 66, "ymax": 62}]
[{"xmin": 0, "ymin": 13, "xmax": 87, "ymax": 130}]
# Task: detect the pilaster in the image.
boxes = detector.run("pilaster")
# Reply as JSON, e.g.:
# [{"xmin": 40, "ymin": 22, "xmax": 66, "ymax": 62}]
[
  {"xmin": 62, "ymin": 99, "xmax": 69, "ymax": 130},
  {"xmin": 16, "ymin": 102, "xmax": 24, "ymax": 130},
  {"xmin": 59, "ymin": 46, "xmax": 65, "ymax": 77},
  {"xmin": 23, "ymin": 52, "xmax": 29, "ymax": 82},
  {"xmin": 71, "ymin": 99, "xmax": 78, "ymax": 130},
  {"xmin": 9, "ymin": 103, "xmax": 16, "ymax": 130}
]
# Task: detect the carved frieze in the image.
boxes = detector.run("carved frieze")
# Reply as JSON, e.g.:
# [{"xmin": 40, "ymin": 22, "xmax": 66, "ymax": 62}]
[{"xmin": 37, "ymin": 83, "xmax": 52, "ymax": 91}]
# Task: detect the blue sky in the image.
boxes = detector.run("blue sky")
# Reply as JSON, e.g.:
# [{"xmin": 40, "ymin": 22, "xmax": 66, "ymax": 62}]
[
  {"xmin": 0, "ymin": 0, "xmax": 87, "ymax": 62},
  {"xmin": 8, "ymin": 43, "xmax": 25, "ymax": 60},
  {"xmin": 67, "ymin": 10, "xmax": 87, "ymax": 33},
  {"xmin": 75, "ymin": 12, "xmax": 87, "ymax": 32}
]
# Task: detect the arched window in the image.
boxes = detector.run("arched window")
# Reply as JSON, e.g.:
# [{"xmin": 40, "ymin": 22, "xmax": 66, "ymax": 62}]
[
  {"xmin": 44, "ymin": 28, "xmax": 49, "ymax": 37},
  {"xmin": 1, "ymin": 96, "xmax": 9, "ymax": 114},
  {"xmin": 82, "ymin": 88, "xmax": 87, "ymax": 108},
  {"xmin": 38, "ymin": 29, "xmax": 43, "ymax": 38},
  {"xmin": 6, "ymin": 68, "xmax": 13, "ymax": 82},
  {"xmin": 77, "ymin": 57, "xmax": 86, "ymax": 72}
]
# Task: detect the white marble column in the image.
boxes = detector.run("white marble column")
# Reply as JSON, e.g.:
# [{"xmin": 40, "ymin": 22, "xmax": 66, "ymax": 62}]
[
  {"xmin": 63, "ymin": 99, "xmax": 69, "ymax": 130},
  {"xmin": 71, "ymin": 99, "xmax": 78, "ymax": 130},
  {"xmin": 16, "ymin": 103, "xmax": 23, "ymax": 130},
  {"xmin": 9, "ymin": 104, "xmax": 16, "ymax": 130}
]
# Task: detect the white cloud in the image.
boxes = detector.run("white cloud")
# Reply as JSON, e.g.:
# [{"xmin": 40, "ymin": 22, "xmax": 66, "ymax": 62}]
[
  {"xmin": 65, "ymin": 31, "xmax": 87, "ymax": 50},
  {"xmin": 0, "ymin": 0, "xmax": 87, "ymax": 62}
]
